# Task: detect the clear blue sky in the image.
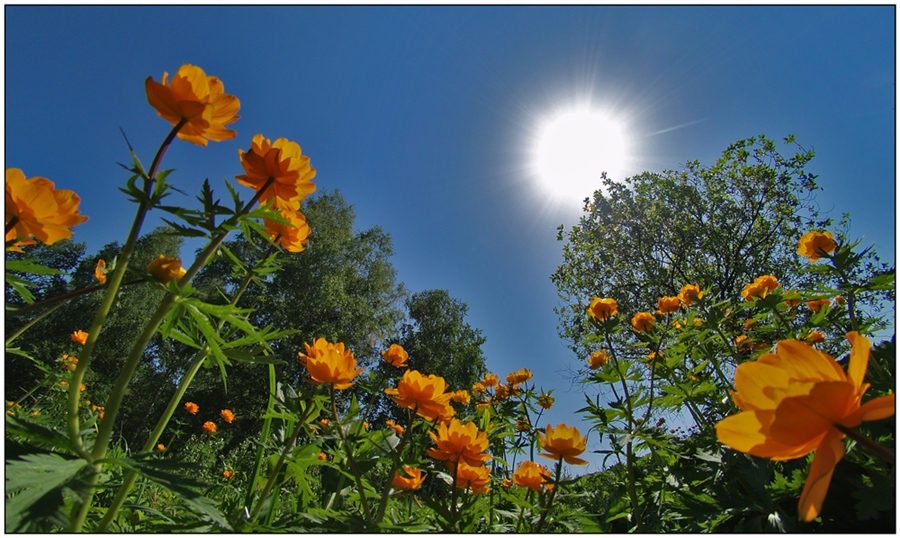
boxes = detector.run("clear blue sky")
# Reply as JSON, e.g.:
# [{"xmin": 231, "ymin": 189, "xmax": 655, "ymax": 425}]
[{"xmin": 6, "ymin": 5, "xmax": 894, "ymax": 472}]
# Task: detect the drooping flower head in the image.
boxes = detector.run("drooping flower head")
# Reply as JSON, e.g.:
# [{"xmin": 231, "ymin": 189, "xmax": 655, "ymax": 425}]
[
  {"xmin": 715, "ymin": 332, "xmax": 895, "ymax": 521},
  {"xmin": 147, "ymin": 255, "xmax": 186, "ymax": 285},
  {"xmin": 513, "ymin": 460, "xmax": 552, "ymax": 492},
  {"xmin": 656, "ymin": 296, "xmax": 681, "ymax": 314},
  {"xmin": 298, "ymin": 338, "xmax": 363, "ymax": 390},
  {"xmin": 385, "ymin": 369, "xmax": 455, "ymax": 421},
  {"xmin": 539, "ymin": 423, "xmax": 588, "ymax": 465},
  {"xmin": 145, "ymin": 64, "xmax": 240, "ymax": 146},
  {"xmin": 392, "ymin": 466, "xmax": 426, "ymax": 491},
  {"xmin": 678, "ymin": 283, "xmax": 704, "ymax": 305},
  {"xmin": 6, "ymin": 168, "xmax": 88, "ymax": 250},
  {"xmin": 71, "ymin": 330, "xmax": 89, "ymax": 346},
  {"xmin": 588, "ymin": 350, "xmax": 609, "ymax": 370},
  {"xmin": 263, "ymin": 209, "xmax": 310, "ymax": 253},
  {"xmin": 236, "ymin": 134, "xmax": 316, "ymax": 211},
  {"xmin": 797, "ymin": 231, "xmax": 837, "ymax": 262},
  {"xmin": 426, "ymin": 418, "xmax": 491, "ymax": 467},
  {"xmin": 382, "ymin": 343, "xmax": 409, "ymax": 367},
  {"xmin": 587, "ymin": 297, "xmax": 618, "ymax": 322},
  {"xmin": 631, "ymin": 312, "xmax": 656, "ymax": 332}
]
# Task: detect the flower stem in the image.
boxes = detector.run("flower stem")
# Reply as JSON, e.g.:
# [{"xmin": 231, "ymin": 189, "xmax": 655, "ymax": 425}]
[
  {"xmin": 246, "ymin": 363, "xmax": 277, "ymax": 509},
  {"xmin": 331, "ymin": 386, "xmax": 374, "ymax": 529},
  {"xmin": 8, "ymin": 279, "xmax": 143, "ymax": 319},
  {"xmin": 6, "ymin": 215, "xmax": 19, "ymax": 236},
  {"xmin": 535, "ymin": 460, "xmax": 563, "ymax": 532},
  {"xmin": 374, "ymin": 409, "xmax": 415, "ymax": 525},
  {"xmin": 836, "ymin": 424, "xmax": 895, "ymax": 462},
  {"xmin": 5, "ymin": 300, "xmax": 66, "ymax": 346}
]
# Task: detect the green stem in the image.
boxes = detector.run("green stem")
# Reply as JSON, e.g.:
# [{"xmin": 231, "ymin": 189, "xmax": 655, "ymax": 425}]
[
  {"xmin": 246, "ymin": 363, "xmax": 278, "ymax": 509},
  {"xmin": 836, "ymin": 424, "xmax": 895, "ymax": 462},
  {"xmin": 374, "ymin": 408, "xmax": 415, "ymax": 525},
  {"xmin": 535, "ymin": 460, "xmax": 563, "ymax": 533},
  {"xmin": 331, "ymin": 386, "xmax": 374, "ymax": 529},
  {"xmin": 249, "ymin": 403, "xmax": 312, "ymax": 521},
  {"xmin": 7, "ymin": 279, "xmax": 142, "ymax": 319},
  {"xmin": 5, "ymin": 300, "xmax": 66, "ymax": 346}
]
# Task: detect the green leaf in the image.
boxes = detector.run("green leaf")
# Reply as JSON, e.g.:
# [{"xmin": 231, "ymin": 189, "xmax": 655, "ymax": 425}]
[{"xmin": 5, "ymin": 453, "xmax": 88, "ymax": 532}]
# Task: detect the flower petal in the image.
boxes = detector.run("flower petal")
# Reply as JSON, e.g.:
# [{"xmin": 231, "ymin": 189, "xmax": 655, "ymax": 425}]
[
  {"xmin": 845, "ymin": 331, "xmax": 870, "ymax": 392},
  {"xmin": 797, "ymin": 428, "xmax": 845, "ymax": 522}
]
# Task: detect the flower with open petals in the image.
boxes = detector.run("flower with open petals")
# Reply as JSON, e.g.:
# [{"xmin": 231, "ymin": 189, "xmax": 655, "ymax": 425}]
[
  {"xmin": 678, "ymin": 284, "xmax": 704, "ymax": 305},
  {"xmin": 147, "ymin": 255, "xmax": 186, "ymax": 285},
  {"xmin": 6, "ymin": 168, "xmax": 88, "ymax": 250},
  {"xmin": 807, "ymin": 299, "xmax": 830, "ymax": 314},
  {"xmin": 741, "ymin": 275, "xmax": 780, "ymax": 301},
  {"xmin": 264, "ymin": 209, "xmax": 310, "ymax": 252},
  {"xmin": 202, "ymin": 421, "xmax": 217, "ymax": 434},
  {"xmin": 538, "ymin": 392, "xmax": 554, "ymax": 410},
  {"xmin": 798, "ymin": 231, "xmax": 837, "ymax": 262},
  {"xmin": 451, "ymin": 390, "xmax": 471, "ymax": 405},
  {"xmin": 223, "ymin": 470, "xmax": 234, "ymax": 479},
  {"xmin": 482, "ymin": 373, "xmax": 499, "ymax": 387},
  {"xmin": 715, "ymin": 332, "xmax": 895, "ymax": 521},
  {"xmin": 588, "ymin": 350, "xmax": 609, "ymax": 370},
  {"xmin": 587, "ymin": 297, "xmax": 617, "ymax": 322},
  {"xmin": 385, "ymin": 369, "xmax": 455, "ymax": 421},
  {"xmin": 298, "ymin": 338, "xmax": 363, "ymax": 390},
  {"xmin": 220, "ymin": 409, "xmax": 235, "ymax": 423},
  {"xmin": 631, "ymin": 312, "xmax": 656, "ymax": 332},
  {"xmin": 513, "ymin": 460, "xmax": 552, "ymax": 492},
  {"xmin": 392, "ymin": 466, "xmax": 426, "ymax": 491},
  {"xmin": 145, "ymin": 64, "xmax": 240, "ymax": 146},
  {"xmin": 236, "ymin": 134, "xmax": 316, "ymax": 211},
  {"xmin": 382, "ymin": 343, "xmax": 409, "ymax": 367},
  {"xmin": 426, "ymin": 418, "xmax": 491, "ymax": 467},
  {"xmin": 539, "ymin": 423, "xmax": 588, "ymax": 465},
  {"xmin": 448, "ymin": 461, "xmax": 492, "ymax": 494},
  {"xmin": 71, "ymin": 330, "xmax": 89, "ymax": 346},
  {"xmin": 184, "ymin": 402, "xmax": 199, "ymax": 414},
  {"xmin": 656, "ymin": 296, "xmax": 681, "ymax": 314}
]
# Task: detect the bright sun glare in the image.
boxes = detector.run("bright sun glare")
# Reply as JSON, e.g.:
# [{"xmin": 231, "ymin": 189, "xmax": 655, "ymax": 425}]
[{"xmin": 533, "ymin": 108, "xmax": 629, "ymax": 203}]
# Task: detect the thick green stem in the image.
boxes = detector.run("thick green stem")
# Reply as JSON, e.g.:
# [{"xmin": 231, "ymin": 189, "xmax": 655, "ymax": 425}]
[
  {"xmin": 331, "ymin": 386, "xmax": 374, "ymax": 529},
  {"xmin": 246, "ymin": 363, "xmax": 278, "ymax": 509},
  {"xmin": 535, "ymin": 460, "xmax": 563, "ymax": 532}
]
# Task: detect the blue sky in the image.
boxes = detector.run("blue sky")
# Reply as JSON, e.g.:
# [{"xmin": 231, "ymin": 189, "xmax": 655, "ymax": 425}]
[{"xmin": 5, "ymin": 5, "xmax": 895, "ymax": 472}]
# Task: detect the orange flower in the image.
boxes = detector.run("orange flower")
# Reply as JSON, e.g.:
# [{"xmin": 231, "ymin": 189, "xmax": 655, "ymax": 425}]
[
  {"xmin": 392, "ymin": 466, "xmax": 426, "ymax": 491},
  {"xmin": 145, "ymin": 64, "xmax": 240, "ymax": 146},
  {"xmin": 184, "ymin": 402, "xmax": 199, "ymax": 414},
  {"xmin": 426, "ymin": 418, "xmax": 491, "ymax": 467},
  {"xmin": 538, "ymin": 392, "xmax": 554, "ymax": 410},
  {"xmin": 807, "ymin": 299, "xmax": 830, "ymax": 314},
  {"xmin": 715, "ymin": 332, "xmax": 895, "ymax": 521},
  {"xmin": 94, "ymin": 259, "xmax": 107, "ymax": 284},
  {"xmin": 494, "ymin": 384, "xmax": 510, "ymax": 400},
  {"xmin": 298, "ymin": 338, "xmax": 363, "ymax": 390},
  {"xmin": 448, "ymin": 461, "xmax": 492, "ymax": 494},
  {"xmin": 506, "ymin": 368, "xmax": 533, "ymax": 385},
  {"xmin": 678, "ymin": 284, "xmax": 704, "ymax": 305},
  {"xmin": 471, "ymin": 382, "xmax": 486, "ymax": 395},
  {"xmin": 804, "ymin": 331, "xmax": 826, "ymax": 345},
  {"xmin": 5, "ymin": 168, "xmax": 88, "ymax": 250},
  {"xmin": 223, "ymin": 470, "xmax": 234, "ymax": 479},
  {"xmin": 147, "ymin": 255, "xmax": 186, "ymax": 285},
  {"xmin": 385, "ymin": 369, "xmax": 455, "ymax": 421},
  {"xmin": 798, "ymin": 231, "xmax": 837, "ymax": 262},
  {"xmin": 202, "ymin": 421, "xmax": 217, "ymax": 434},
  {"xmin": 513, "ymin": 460, "xmax": 552, "ymax": 492},
  {"xmin": 220, "ymin": 409, "xmax": 235, "ymax": 423},
  {"xmin": 587, "ymin": 297, "xmax": 618, "ymax": 322},
  {"xmin": 516, "ymin": 417, "xmax": 530, "ymax": 431},
  {"xmin": 539, "ymin": 423, "xmax": 588, "ymax": 465},
  {"xmin": 382, "ymin": 343, "xmax": 409, "ymax": 367},
  {"xmin": 756, "ymin": 275, "xmax": 779, "ymax": 293},
  {"xmin": 71, "ymin": 330, "xmax": 88, "ymax": 346},
  {"xmin": 631, "ymin": 312, "xmax": 656, "ymax": 332},
  {"xmin": 742, "ymin": 275, "xmax": 779, "ymax": 301},
  {"xmin": 656, "ymin": 296, "xmax": 681, "ymax": 314},
  {"xmin": 451, "ymin": 390, "xmax": 471, "ymax": 405},
  {"xmin": 734, "ymin": 334, "xmax": 753, "ymax": 352},
  {"xmin": 743, "ymin": 319, "xmax": 758, "ymax": 331},
  {"xmin": 264, "ymin": 209, "xmax": 310, "ymax": 253},
  {"xmin": 319, "ymin": 418, "xmax": 329, "ymax": 427},
  {"xmin": 60, "ymin": 354, "xmax": 78, "ymax": 372},
  {"xmin": 482, "ymin": 373, "xmax": 499, "ymax": 387},
  {"xmin": 317, "ymin": 452, "xmax": 327, "ymax": 461},
  {"xmin": 157, "ymin": 444, "xmax": 166, "ymax": 451},
  {"xmin": 502, "ymin": 478, "xmax": 513, "ymax": 488},
  {"xmin": 588, "ymin": 350, "xmax": 609, "ymax": 370},
  {"xmin": 392, "ymin": 424, "xmax": 404, "ymax": 436},
  {"xmin": 235, "ymin": 134, "xmax": 316, "ymax": 211}
]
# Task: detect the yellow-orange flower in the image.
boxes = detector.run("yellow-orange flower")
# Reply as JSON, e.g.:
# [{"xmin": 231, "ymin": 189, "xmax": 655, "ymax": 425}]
[
  {"xmin": 656, "ymin": 296, "xmax": 681, "ymax": 314},
  {"xmin": 471, "ymin": 382, "xmax": 486, "ymax": 395},
  {"xmin": 236, "ymin": 134, "xmax": 316, "ymax": 211},
  {"xmin": 382, "ymin": 343, "xmax": 409, "ymax": 367},
  {"xmin": 742, "ymin": 275, "xmax": 779, "ymax": 301},
  {"xmin": 804, "ymin": 331, "xmax": 826, "ymax": 345},
  {"xmin": 5, "ymin": 168, "xmax": 88, "ymax": 250},
  {"xmin": 539, "ymin": 423, "xmax": 588, "ymax": 465},
  {"xmin": 744, "ymin": 319, "xmax": 758, "ymax": 331},
  {"xmin": 502, "ymin": 478, "xmax": 512, "ymax": 488},
  {"xmin": 202, "ymin": 421, "xmax": 217, "ymax": 434},
  {"xmin": 220, "ymin": 409, "xmax": 235, "ymax": 423},
  {"xmin": 94, "ymin": 259, "xmax": 107, "ymax": 284},
  {"xmin": 588, "ymin": 350, "xmax": 609, "ymax": 370},
  {"xmin": 631, "ymin": 312, "xmax": 656, "ymax": 332},
  {"xmin": 147, "ymin": 255, "xmax": 186, "ymax": 285},
  {"xmin": 223, "ymin": 470, "xmax": 234, "ymax": 479},
  {"xmin": 587, "ymin": 297, "xmax": 618, "ymax": 322},
  {"xmin": 386, "ymin": 420, "xmax": 405, "ymax": 436},
  {"xmin": 145, "ymin": 64, "xmax": 240, "ymax": 146},
  {"xmin": 807, "ymin": 299, "xmax": 830, "ymax": 314},
  {"xmin": 71, "ymin": 330, "xmax": 88, "ymax": 346},
  {"xmin": 798, "ymin": 231, "xmax": 837, "ymax": 262},
  {"xmin": 157, "ymin": 444, "xmax": 166, "ymax": 451},
  {"xmin": 264, "ymin": 209, "xmax": 310, "ymax": 253},
  {"xmin": 482, "ymin": 373, "xmax": 499, "ymax": 387},
  {"xmin": 715, "ymin": 332, "xmax": 895, "ymax": 521},
  {"xmin": 317, "ymin": 452, "xmax": 327, "ymax": 461},
  {"xmin": 449, "ymin": 461, "xmax": 492, "ymax": 494},
  {"xmin": 392, "ymin": 466, "xmax": 426, "ymax": 491},
  {"xmin": 513, "ymin": 460, "xmax": 552, "ymax": 492},
  {"xmin": 538, "ymin": 392, "xmax": 554, "ymax": 410},
  {"xmin": 678, "ymin": 284, "xmax": 704, "ymax": 305},
  {"xmin": 184, "ymin": 402, "xmax": 199, "ymax": 414},
  {"xmin": 755, "ymin": 275, "xmax": 779, "ymax": 293},
  {"xmin": 451, "ymin": 390, "xmax": 471, "ymax": 405},
  {"xmin": 385, "ymin": 369, "xmax": 455, "ymax": 421},
  {"xmin": 426, "ymin": 418, "xmax": 491, "ymax": 467},
  {"xmin": 60, "ymin": 354, "xmax": 78, "ymax": 372},
  {"xmin": 298, "ymin": 338, "xmax": 363, "ymax": 390},
  {"xmin": 516, "ymin": 417, "xmax": 530, "ymax": 431}
]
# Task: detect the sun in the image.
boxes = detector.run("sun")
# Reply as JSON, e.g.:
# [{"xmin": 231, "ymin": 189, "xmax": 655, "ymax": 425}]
[{"xmin": 533, "ymin": 108, "xmax": 629, "ymax": 203}]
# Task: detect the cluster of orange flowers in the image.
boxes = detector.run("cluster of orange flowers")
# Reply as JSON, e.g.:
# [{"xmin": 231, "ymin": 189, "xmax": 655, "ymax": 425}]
[
  {"xmin": 426, "ymin": 419, "xmax": 492, "ymax": 494},
  {"xmin": 470, "ymin": 369, "xmax": 531, "ymax": 404},
  {"xmin": 183, "ymin": 402, "xmax": 234, "ymax": 433}
]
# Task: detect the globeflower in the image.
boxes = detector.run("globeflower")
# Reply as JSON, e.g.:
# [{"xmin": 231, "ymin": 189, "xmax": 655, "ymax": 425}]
[
  {"xmin": 426, "ymin": 418, "xmax": 491, "ymax": 467},
  {"xmin": 741, "ymin": 275, "xmax": 779, "ymax": 301},
  {"xmin": 298, "ymin": 338, "xmax": 363, "ymax": 390},
  {"xmin": 381, "ymin": 343, "xmax": 409, "ymax": 367},
  {"xmin": 392, "ymin": 466, "xmax": 426, "ymax": 491},
  {"xmin": 220, "ymin": 409, "xmax": 235, "ymax": 423},
  {"xmin": 538, "ymin": 391, "xmax": 554, "ymax": 410},
  {"xmin": 145, "ymin": 64, "xmax": 240, "ymax": 146},
  {"xmin": 588, "ymin": 350, "xmax": 609, "ymax": 370},
  {"xmin": 656, "ymin": 296, "xmax": 681, "ymax": 314},
  {"xmin": 678, "ymin": 284, "xmax": 704, "ymax": 305},
  {"xmin": 147, "ymin": 255, "xmax": 186, "ymax": 285},
  {"xmin": 482, "ymin": 373, "xmax": 499, "ymax": 387},
  {"xmin": 539, "ymin": 423, "xmax": 588, "ymax": 465},
  {"xmin": 448, "ymin": 461, "xmax": 492, "ymax": 495},
  {"xmin": 715, "ymin": 332, "xmax": 895, "ymax": 521},
  {"xmin": 223, "ymin": 470, "xmax": 234, "ymax": 479},
  {"xmin": 6, "ymin": 168, "xmax": 88, "ymax": 250},
  {"xmin": 797, "ymin": 230, "xmax": 837, "ymax": 262},
  {"xmin": 184, "ymin": 402, "xmax": 199, "ymax": 414},
  {"xmin": 807, "ymin": 299, "xmax": 830, "ymax": 314},
  {"xmin": 451, "ymin": 390, "xmax": 471, "ymax": 405},
  {"xmin": 71, "ymin": 330, "xmax": 89, "ymax": 346},
  {"xmin": 587, "ymin": 297, "xmax": 618, "ymax": 322},
  {"xmin": 263, "ymin": 210, "xmax": 310, "ymax": 253},
  {"xmin": 94, "ymin": 259, "xmax": 107, "ymax": 284},
  {"xmin": 631, "ymin": 312, "xmax": 656, "ymax": 332},
  {"xmin": 385, "ymin": 370, "xmax": 455, "ymax": 421},
  {"xmin": 202, "ymin": 421, "xmax": 217, "ymax": 434},
  {"xmin": 236, "ymin": 134, "xmax": 316, "ymax": 211},
  {"xmin": 506, "ymin": 368, "xmax": 532, "ymax": 385},
  {"xmin": 513, "ymin": 460, "xmax": 552, "ymax": 492}
]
